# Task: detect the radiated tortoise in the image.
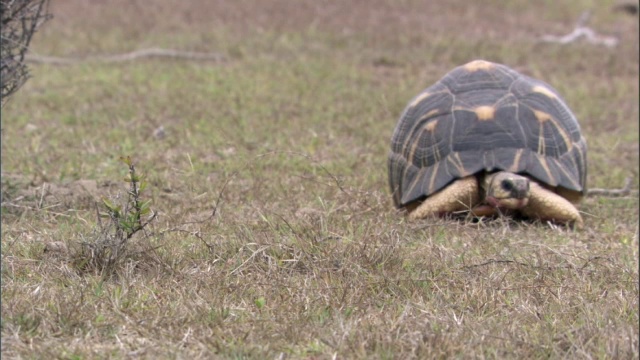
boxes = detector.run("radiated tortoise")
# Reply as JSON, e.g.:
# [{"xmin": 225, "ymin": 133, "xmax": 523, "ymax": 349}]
[{"xmin": 388, "ymin": 60, "xmax": 587, "ymax": 226}]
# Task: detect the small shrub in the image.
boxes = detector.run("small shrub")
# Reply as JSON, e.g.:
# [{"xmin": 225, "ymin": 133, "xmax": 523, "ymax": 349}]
[{"xmin": 74, "ymin": 156, "xmax": 156, "ymax": 277}]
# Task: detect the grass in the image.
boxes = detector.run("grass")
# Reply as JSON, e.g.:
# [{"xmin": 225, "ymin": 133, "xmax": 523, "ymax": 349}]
[{"xmin": 2, "ymin": 0, "xmax": 638, "ymax": 358}]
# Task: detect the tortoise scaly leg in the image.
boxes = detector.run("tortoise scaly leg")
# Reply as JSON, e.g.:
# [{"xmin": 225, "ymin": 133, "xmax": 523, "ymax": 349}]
[
  {"xmin": 520, "ymin": 182, "xmax": 583, "ymax": 227},
  {"xmin": 408, "ymin": 176, "xmax": 480, "ymax": 220}
]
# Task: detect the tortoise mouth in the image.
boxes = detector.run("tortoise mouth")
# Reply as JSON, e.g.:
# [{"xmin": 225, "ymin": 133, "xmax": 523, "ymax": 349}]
[{"xmin": 485, "ymin": 196, "xmax": 529, "ymax": 210}]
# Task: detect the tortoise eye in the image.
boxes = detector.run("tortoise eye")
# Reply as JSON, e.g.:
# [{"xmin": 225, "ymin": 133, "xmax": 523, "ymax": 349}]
[{"xmin": 501, "ymin": 179, "xmax": 513, "ymax": 192}]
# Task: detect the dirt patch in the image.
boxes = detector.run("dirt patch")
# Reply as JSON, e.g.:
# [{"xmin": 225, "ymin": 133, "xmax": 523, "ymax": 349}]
[{"xmin": 2, "ymin": 175, "xmax": 120, "ymax": 214}]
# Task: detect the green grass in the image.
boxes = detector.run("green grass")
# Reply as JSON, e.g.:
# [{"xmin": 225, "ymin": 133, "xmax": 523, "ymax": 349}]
[{"xmin": 2, "ymin": 0, "xmax": 638, "ymax": 358}]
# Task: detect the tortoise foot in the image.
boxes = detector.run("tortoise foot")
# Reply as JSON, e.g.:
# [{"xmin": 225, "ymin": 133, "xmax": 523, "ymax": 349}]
[
  {"xmin": 409, "ymin": 176, "xmax": 480, "ymax": 220},
  {"xmin": 521, "ymin": 182, "xmax": 583, "ymax": 228}
]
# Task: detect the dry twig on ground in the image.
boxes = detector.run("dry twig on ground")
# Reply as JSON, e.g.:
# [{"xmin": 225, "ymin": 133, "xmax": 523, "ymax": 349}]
[
  {"xmin": 540, "ymin": 11, "xmax": 619, "ymax": 47},
  {"xmin": 587, "ymin": 177, "xmax": 636, "ymax": 197},
  {"xmin": 25, "ymin": 47, "xmax": 226, "ymax": 65}
]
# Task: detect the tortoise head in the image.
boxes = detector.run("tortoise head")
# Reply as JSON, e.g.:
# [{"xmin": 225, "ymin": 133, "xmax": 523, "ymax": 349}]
[{"xmin": 483, "ymin": 171, "xmax": 530, "ymax": 210}]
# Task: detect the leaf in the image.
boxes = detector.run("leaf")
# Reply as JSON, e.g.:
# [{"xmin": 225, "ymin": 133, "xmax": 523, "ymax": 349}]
[
  {"xmin": 101, "ymin": 198, "xmax": 121, "ymax": 217},
  {"xmin": 101, "ymin": 198, "xmax": 115, "ymax": 209},
  {"xmin": 120, "ymin": 156, "xmax": 132, "ymax": 166},
  {"xmin": 140, "ymin": 199, "xmax": 152, "ymax": 211},
  {"xmin": 119, "ymin": 219, "xmax": 134, "ymax": 232},
  {"xmin": 254, "ymin": 297, "xmax": 266, "ymax": 309}
]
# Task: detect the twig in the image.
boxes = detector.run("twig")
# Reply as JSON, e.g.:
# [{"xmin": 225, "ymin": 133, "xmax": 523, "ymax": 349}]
[
  {"xmin": 158, "ymin": 227, "xmax": 215, "ymax": 252},
  {"xmin": 587, "ymin": 177, "xmax": 636, "ymax": 197},
  {"xmin": 540, "ymin": 11, "xmax": 619, "ymax": 47},
  {"xmin": 25, "ymin": 48, "xmax": 226, "ymax": 65},
  {"xmin": 229, "ymin": 245, "xmax": 270, "ymax": 275},
  {"xmin": 462, "ymin": 259, "xmax": 529, "ymax": 269}
]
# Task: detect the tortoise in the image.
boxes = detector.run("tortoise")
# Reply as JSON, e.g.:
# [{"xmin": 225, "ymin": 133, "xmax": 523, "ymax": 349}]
[{"xmin": 388, "ymin": 60, "xmax": 587, "ymax": 226}]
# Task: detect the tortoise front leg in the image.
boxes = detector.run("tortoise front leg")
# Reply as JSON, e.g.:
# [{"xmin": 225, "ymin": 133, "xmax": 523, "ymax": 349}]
[
  {"xmin": 520, "ymin": 182, "xmax": 584, "ymax": 227},
  {"xmin": 408, "ymin": 176, "xmax": 480, "ymax": 220}
]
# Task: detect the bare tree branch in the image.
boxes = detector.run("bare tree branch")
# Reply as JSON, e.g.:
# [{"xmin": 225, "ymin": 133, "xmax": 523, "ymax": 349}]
[{"xmin": 1, "ymin": 0, "xmax": 51, "ymax": 107}]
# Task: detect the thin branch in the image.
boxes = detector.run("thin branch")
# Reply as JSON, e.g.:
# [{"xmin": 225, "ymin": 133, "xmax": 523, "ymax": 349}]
[
  {"xmin": 540, "ymin": 11, "xmax": 619, "ymax": 47},
  {"xmin": 25, "ymin": 48, "xmax": 226, "ymax": 65},
  {"xmin": 229, "ymin": 245, "xmax": 270, "ymax": 276},
  {"xmin": 587, "ymin": 177, "xmax": 636, "ymax": 197}
]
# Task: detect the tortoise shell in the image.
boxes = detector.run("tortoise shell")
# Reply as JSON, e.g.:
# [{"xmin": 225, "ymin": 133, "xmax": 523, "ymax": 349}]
[{"xmin": 388, "ymin": 60, "xmax": 587, "ymax": 208}]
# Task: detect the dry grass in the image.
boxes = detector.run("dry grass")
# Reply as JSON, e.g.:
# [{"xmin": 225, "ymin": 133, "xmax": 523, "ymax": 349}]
[{"xmin": 2, "ymin": 0, "xmax": 638, "ymax": 358}]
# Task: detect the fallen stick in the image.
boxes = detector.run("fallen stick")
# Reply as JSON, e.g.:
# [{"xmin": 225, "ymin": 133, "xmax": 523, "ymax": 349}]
[
  {"xmin": 25, "ymin": 47, "xmax": 226, "ymax": 65},
  {"xmin": 586, "ymin": 177, "xmax": 636, "ymax": 197},
  {"xmin": 540, "ymin": 11, "xmax": 619, "ymax": 47}
]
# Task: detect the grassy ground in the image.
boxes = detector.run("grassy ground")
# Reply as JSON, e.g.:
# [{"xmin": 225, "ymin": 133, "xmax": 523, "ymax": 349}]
[{"xmin": 2, "ymin": 0, "xmax": 638, "ymax": 358}]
